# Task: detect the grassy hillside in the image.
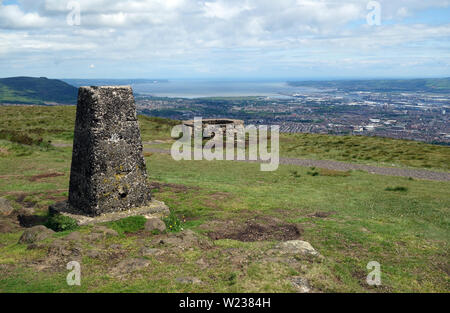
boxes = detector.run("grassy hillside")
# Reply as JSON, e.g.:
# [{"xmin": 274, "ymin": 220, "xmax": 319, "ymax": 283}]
[
  {"xmin": 288, "ymin": 77, "xmax": 450, "ymax": 93},
  {"xmin": 0, "ymin": 105, "xmax": 449, "ymax": 170},
  {"xmin": 0, "ymin": 77, "xmax": 77, "ymax": 105},
  {"xmin": 0, "ymin": 106, "xmax": 449, "ymax": 292}
]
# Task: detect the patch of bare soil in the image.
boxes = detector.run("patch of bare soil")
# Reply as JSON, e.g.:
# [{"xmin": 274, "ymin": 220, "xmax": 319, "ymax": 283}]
[
  {"xmin": 149, "ymin": 181, "xmax": 199, "ymax": 194},
  {"xmin": 0, "ymin": 147, "xmax": 9, "ymax": 156},
  {"xmin": 0, "ymin": 218, "xmax": 21, "ymax": 234},
  {"xmin": 7, "ymin": 190, "xmax": 67, "ymax": 208},
  {"xmin": 206, "ymin": 217, "xmax": 303, "ymax": 242},
  {"xmin": 17, "ymin": 214, "xmax": 47, "ymax": 228},
  {"xmin": 308, "ymin": 211, "xmax": 336, "ymax": 218},
  {"xmin": 28, "ymin": 172, "xmax": 65, "ymax": 182}
]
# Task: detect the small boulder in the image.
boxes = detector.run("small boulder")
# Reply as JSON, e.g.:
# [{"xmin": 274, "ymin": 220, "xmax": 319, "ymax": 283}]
[
  {"xmin": 0, "ymin": 220, "xmax": 18, "ymax": 233},
  {"xmin": 18, "ymin": 225, "xmax": 54, "ymax": 244},
  {"xmin": 145, "ymin": 218, "xmax": 166, "ymax": 233},
  {"xmin": 86, "ymin": 249, "xmax": 102, "ymax": 259},
  {"xmin": 92, "ymin": 225, "xmax": 119, "ymax": 237},
  {"xmin": 176, "ymin": 277, "xmax": 202, "ymax": 284},
  {"xmin": 290, "ymin": 277, "xmax": 311, "ymax": 293},
  {"xmin": 274, "ymin": 240, "xmax": 321, "ymax": 257},
  {"xmin": 111, "ymin": 258, "xmax": 151, "ymax": 276},
  {"xmin": 141, "ymin": 247, "xmax": 164, "ymax": 257},
  {"xmin": 0, "ymin": 198, "xmax": 13, "ymax": 216},
  {"xmin": 65, "ymin": 231, "xmax": 82, "ymax": 242},
  {"xmin": 47, "ymin": 238, "xmax": 82, "ymax": 257}
]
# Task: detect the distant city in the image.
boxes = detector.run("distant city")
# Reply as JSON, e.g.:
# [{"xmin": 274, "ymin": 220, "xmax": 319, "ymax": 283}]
[
  {"xmin": 136, "ymin": 83, "xmax": 450, "ymax": 145},
  {"xmin": 1, "ymin": 77, "xmax": 448, "ymax": 145}
]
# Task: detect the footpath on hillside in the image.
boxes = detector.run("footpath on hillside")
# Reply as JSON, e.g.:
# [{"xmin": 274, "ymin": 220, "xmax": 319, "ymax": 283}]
[
  {"xmin": 142, "ymin": 146, "xmax": 450, "ymax": 182},
  {"xmin": 52, "ymin": 142, "xmax": 450, "ymax": 182}
]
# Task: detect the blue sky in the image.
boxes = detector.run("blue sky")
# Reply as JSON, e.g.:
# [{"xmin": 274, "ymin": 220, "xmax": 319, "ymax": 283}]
[{"xmin": 0, "ymin": 0, "xmax": 449, "ymax": 80}]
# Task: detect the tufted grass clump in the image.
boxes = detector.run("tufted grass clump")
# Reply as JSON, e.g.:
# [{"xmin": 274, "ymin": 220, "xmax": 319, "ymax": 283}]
[
  {"xmin": 385, "ymin": 186, "xmax": 408, "ymax": 192},
  {"xmin": 163, "ymin": 212, "xmax": 184, "ymax": 233}
]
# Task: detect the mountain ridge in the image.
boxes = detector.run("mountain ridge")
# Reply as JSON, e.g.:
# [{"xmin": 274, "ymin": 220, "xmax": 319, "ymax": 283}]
[{"xmin": 0, "ymin": 76, "xmax": 78, "ymax": 105}]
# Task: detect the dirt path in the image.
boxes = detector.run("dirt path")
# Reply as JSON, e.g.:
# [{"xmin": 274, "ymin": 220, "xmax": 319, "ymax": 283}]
[
  {"xmin": 51, "ymin": 143, "xmax": 449, "ymax": 181},
  {"xmin": 143, "ymin": 147, "xmax": 450, "ymax": 182}
]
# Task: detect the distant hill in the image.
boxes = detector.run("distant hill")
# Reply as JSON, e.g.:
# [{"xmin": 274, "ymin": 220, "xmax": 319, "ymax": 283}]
[
  {"xmin": 0, "ymin": 77, "xmax": 78, "ymax": 105},
  {"xmin": 62, "ymin": 78, "xmax": 169, "ymax": 88},
  {"xmin": 287, "ymin": 77, "xmax": 450, "ymax": 93}
]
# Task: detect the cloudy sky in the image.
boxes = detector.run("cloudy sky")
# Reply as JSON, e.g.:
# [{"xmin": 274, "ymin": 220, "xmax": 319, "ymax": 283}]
[{"xmin": 0, "ymin": 0, "xmax": 449, "ymax": 79}]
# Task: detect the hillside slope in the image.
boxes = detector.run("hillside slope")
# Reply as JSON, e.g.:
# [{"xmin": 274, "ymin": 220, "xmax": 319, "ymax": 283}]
[
  {"xmin": 0, "ymin": 105, "xmax": 449, "ymax": 293},
  {"xmin": 288, "ymin": 77, "xmax": 450, "ymax": 93},
  {"xmin": 0, "ymin": 77, "xmax": 77, "ymax": 105}
]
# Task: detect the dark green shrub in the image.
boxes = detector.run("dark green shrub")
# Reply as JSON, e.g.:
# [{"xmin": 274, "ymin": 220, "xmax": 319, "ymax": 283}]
[
  {"xmin": 290, "ymin": 170, "xmax": 301, "ymax": 178},
  {"xmin": 45, "ymin": 214, "xmax": 78, "ymax": 232},
  {"xmin": 385, "ymin": 186, "xmax": 408, "ymax": 192}
]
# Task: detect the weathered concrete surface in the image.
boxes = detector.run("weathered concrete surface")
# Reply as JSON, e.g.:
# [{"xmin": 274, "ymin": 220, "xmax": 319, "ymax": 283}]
[
  {"xmin": 49, "ymin": 200, "xmax": 169, "ymax": 226},
  {"xmin": 68, "ymin": 86, "xmax": 151, "ymax": 216}
]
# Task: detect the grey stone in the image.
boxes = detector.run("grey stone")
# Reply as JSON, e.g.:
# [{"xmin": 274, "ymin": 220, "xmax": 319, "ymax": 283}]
[
  {"xmin": 176, "ymin": 277, "xmax": 202, "ymax": 284},
  {"xmin": 0, "ymin": 220, "xmax": 18, "ymax": 233},
  {"xmin": 111, "ymin": 258, "xmax": 150, "ymax": 276},
  {"xmin": 144, "ymin": 217, "xmax": 166, "ymax": 232},
  {"xmin": 68, "ymin": 86, "xmax": 151, "ymax": 216},
  {"xmin": 47, "ymin": 239, "xmax": 82, "ymax": 257},
  {"xmin": 0, "ymin": 198, "xmax": 13, "ymax": 216},
  {"xmin": 92, "ymin": 225, "xmax": 119, "ymax": 237},
  {"xmin": 18, "ymin": 225, "xmax": 54, "ymax": 244},
  {"xmin": 274, "ymin": 240, "xmax": 321, "ymax": 257},
  {"xmin": 65, "ymin": 231, "xmax": 82, "ymax": 241},
  {"xmin": 86, "ymin": 249, "xmax": 102, "ymax": 258},
  {"xmin": 141, "ymin": 247, "xmax": 164, "ymax": 257},
  {"xmin": 290, "ymin": 277, "xmax": 311, "ymax": 293}
]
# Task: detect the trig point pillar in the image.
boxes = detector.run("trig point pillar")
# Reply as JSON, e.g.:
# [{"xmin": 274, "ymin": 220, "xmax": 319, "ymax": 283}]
[{"xmin": 68, "ymin": 86, "xmax": 151, "ymax": 216}]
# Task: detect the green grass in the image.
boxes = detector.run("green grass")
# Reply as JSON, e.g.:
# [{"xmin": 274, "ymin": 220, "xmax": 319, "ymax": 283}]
[
  {"xmin": 280, "ymin": 132, "xmax": 450, "ymax": 171},
  {"xmin": 163, "ymin": 211, "xmax": 185, "ymax": 233},
  {"xmin": 0, "ymin": 105, "xmax": 449, "ymax": 293},
  {"xmin": 1, "ymin": 105, "xmax": 449, "ymax": 170},
  {"xmin": 106, "ymin": 216, "xmax": 147, "ymax": 235}
]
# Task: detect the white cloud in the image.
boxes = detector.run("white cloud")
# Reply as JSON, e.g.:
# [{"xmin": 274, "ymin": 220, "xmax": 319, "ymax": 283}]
[
  {"xmin": 0, "ymin": 0, "xmax": 448, "ymax": 77},
  {"xmin": 0, "ymin": 4, "xmax": 48, "ymax": 28}
]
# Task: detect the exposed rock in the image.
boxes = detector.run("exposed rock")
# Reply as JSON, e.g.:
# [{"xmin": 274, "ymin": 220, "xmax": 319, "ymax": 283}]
[
  {"xmin": 274, "ymin": 240, "xmax": 321, "ymax": 257},
  {"xmin": 144, "ymin": 217, "xmax": 166, "ymax": 233},
  {"xmin": 157, "ymin": 229, "xmax": 205, "ymax": 250},
  {"xmin": 92, "ymin": 225, "xmax": 119, "ymax": 237},
  {"xmin": 176, "ymin": 277, "xmax": 202, "ymax": 284},
  {"xmin": 18, "ymin": 225, "xmax": 54, "ymax": 244},
  {"xmin": 12, "ymin": 207, "xmax": 35, "ymax": 218},
  {"xmin": 111, "ymin": 258, "xmax": 150, "ymax": 276},
  {"xmin": 196, "ymin": 258, "xmax": 208, "ymax": 269},
  {"xmin": 0, "ymin": 220, "xmax": 20, "ymax": 233},
  {"xmin": 65, "ymin": 231, "xmax": 82, "ymax": 242},
  {"xmin": 86, "ymin": 249, "xmax": 102, "ymax": 259},
  {"xmin": 308, "ymin": 211, "xmax": 335, "ymax": 218},
  {"xmin": 141, "ymin": 247, "xmax": 164, "ymax": 257},
  {"xmin": 0, "ymin": 198, "xmax": 13, "ymax": 216},
  {"xmin": 68, "ymin": 86, "xmax": 151, "ymax": 216},
  {"xmin": 47, "ymin": 239, "xmax": 82, "ymax": 258},
  {"xmin": 290, "ymin": 277, "xmax": 311, "ymax": 293},
  {"xmin": 84, "ymin": 232, "xmax": 103, "ymax": 242}
]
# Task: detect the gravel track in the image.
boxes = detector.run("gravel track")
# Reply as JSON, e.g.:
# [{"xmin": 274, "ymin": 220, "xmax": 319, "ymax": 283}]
[
  {"xmin": 52, "ymin": 143, "xmax": 450, "ymax": 181},
  {"xmin": 143, "ymin": 147, "xmax": 450, "ymax": 182}
]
